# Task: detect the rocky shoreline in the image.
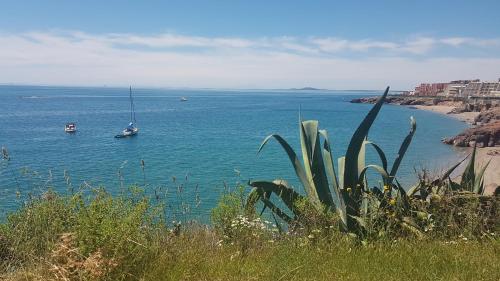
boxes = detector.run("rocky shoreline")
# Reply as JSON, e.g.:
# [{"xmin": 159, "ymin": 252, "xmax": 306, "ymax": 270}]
[
  {"xmin": 351, "ymin": 95, "xmax": 500, "ymax": 191},
  {"xmin": 441, "ymin": 107, "xmax": 500, "ymax": 148},
  {"xmin": 351, "ymin": 96, "xmax": 500, "ymax": 148}
]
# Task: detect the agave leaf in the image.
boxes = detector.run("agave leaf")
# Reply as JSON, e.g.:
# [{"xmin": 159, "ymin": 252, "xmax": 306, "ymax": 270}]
[
  {"xmin": 358, "ymin": 164, "xmax": 391, "ymax": 188},
  {"xmin": 338, "ymin": 156, "xmax": 346, "ymax": 189},
  {"xmin": 394, "ymin": 179, "xmax": 410, "ymax": 210},
  {"xmin": 407, "ymin": 183, "xmax": 421, "ymax": 197},
  {"xmin": 258, "ymin": 134, "xmax": 318, "ymax": 205},
  {"xmin": 358, "ymin": 138, "xmax": 367, "ymax": 177},
  {"xmin": 365, "ymin": 141, "xmax": 388, "ymax": 172},
  {"xmin": 260, "ymin": 197, "xmax": 294, "ymax": 224},
  {"xmin": 358, "ymin": 138, "xmax": 368, "ymax": 188},
  {"xmin": 249, "ymin": 179, "xmax": 306, "ymax": 215},
  {"xmin": 370, "ymin": 186, "xmax": 384, "ymax": 201},
  {"xmin": 473, "ymin": 160, "xmax": 491, "ymax": 194},
  {"xmin": 449, "ymin": 179, "xmax": 462, "ymax": 191},
  {"xmin": 248, "ymin": 186, "xmax": 294, "ymax": 224},
  {"xmin": 318, "ymin": 129, "xmax": 340, "ymax": 192},
  {"xmin": 300, "ymin": 120, "xmax": 319, "ymax": 163},
  {"xmin": 460, "ymin": 144, "xmax": 477, "ymax": 191},
  {"xmin": 344, "ymin": 87, "xmax": 389, "ymax": 198},
  {"xmin": 319, "ymin": 129, "xmax": 347, "ymax": 226},
  {"xmin": 360, "ymin": 192, "xmax": 371, "ymax": 218},
  {"xmin": 300, "ymin": 120, "xmax": 333, "ymax": 206},
  {"xmin": 389, "ymin": 117, "xmax": 417, "ymax": 183},
  {"xmin": 434, "ymin": 155, "xmax": 469, "ymax": 185}
]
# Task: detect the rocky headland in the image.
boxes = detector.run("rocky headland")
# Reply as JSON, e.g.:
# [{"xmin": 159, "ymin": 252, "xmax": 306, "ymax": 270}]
[
  {"xmin": 351, "ymin": 96, "xmax": 500, "ymax": 148},
  {"xmin": 442, "ymin": 107, "xmax": 500, "ymax": 148},
  {"xmin": 351, "ymin": 95, "xmax": 500, "ymax": 191}
]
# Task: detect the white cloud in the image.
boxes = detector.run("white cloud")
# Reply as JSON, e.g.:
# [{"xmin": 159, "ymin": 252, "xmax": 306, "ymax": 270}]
[
  {"xmin": 0, "ymin": 31, "xmax": 499, "ymax": 89},
  {"xmin": 310, "ymin": 37, "xmax": 350, "ymax": 52},
  {"xmin": 440, "ymin": 37, "xmax": 470, "ymax": 47},
  {"xmin": 310, "ymin": 37, "xmax": 402, "ymax": 53},
  {"xmin": 401, "ymin": 37, "xmax": 436, "ymax": 54},
  {"xmin": 440, "ymin": 37, "xmax": 500, "ymax": 48}
]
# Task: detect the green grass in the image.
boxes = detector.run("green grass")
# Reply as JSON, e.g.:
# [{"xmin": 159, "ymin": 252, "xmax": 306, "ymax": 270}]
[
  {"xmin": 140, "ymin": 236, "xmax": 500, "ymax": 281},
  {"xmin": 0, "ymin": 187, "xmax": 498, "ymax": 281},
  {"xmin": 4, "ymin": 234, "xmax": 499, "ymax": 281}
]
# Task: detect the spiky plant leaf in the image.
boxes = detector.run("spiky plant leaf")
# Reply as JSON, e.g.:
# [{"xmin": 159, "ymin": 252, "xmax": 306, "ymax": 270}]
[
  {"xmin": 394, "ymin": 179, "xmax": 410, "ymax": 211},
  {"xmin": 407, "ymin": 182, "xmax": 422, "ymax": 197},
  {"xmin": 370, "ymin": 186, "xmax": 385, "ymax": 201},
  {"xmin": 319, "ymin": 129, "xmax": 347, "ymax": 226},
  {"xmin": 344, "ymin": 87, "xmax": 389, "ymax": 199},
  {"xmin": 338, "ymin": 156, "xmax": 345, "ymax": 189},
  {"xmin": 248, "ymin": 186, "xmax": 294, "ymax": 224},
  {"xmin": 449, "ymin": 179, "xmax": 462, "ymax": 191},
  {"xmin": 389, "ymin": 116, "xmax": 417, "ymax": 183},
  {"xmin": 300, "ymin": 120, "xmax": 334, "ymax": 207},
  {"xmin": 260, "ymin": 197, "xmax": 294, "ymax": 224},
  {"xmin": 358, "ymin": 138, "xmax": 368, "ymax": 189},
  {"xmin": 461, "ymin": 144, "xmax": 477, "ymax": 192},
  {"xmin": 365, "ymin": 141, "xmax": 388, "ymax": 171},
  {"xmin": 434, "ymin": 155, "xmax": 468, "ymax": 185},
  {"xmin": 473, "ymin": 160, "xmax": 490, "ymax": 194},
  {"xmin": 357, "ymin": 164, "xmax": 391, "ymax": 187},
  {"xmin": 258, "ymin": 134, "xmax": 319, "ymax": 206},
  {"xmin": 248, "ymin": 180, "xmax": 306, "ymax": 216}
]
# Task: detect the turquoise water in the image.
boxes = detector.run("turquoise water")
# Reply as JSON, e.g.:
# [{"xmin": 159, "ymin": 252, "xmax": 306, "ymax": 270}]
[{"xmin": 0, "ymin": 86, "xmax": 468, "ymax": 219}]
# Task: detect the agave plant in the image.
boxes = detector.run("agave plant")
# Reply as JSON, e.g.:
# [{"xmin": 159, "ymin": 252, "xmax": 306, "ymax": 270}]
[
  {"xmin": 246, "ymin": 87, "xmax": 418, "ymax": 233},
  {"xmin": 408, "ymin": 144, "xmax": 491, "ymax": 199}
]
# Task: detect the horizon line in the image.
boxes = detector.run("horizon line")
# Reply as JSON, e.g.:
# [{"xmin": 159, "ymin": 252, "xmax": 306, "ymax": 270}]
[{"xmin": 0, "ymin": 82, "xmax": 406, "ymax": 93}]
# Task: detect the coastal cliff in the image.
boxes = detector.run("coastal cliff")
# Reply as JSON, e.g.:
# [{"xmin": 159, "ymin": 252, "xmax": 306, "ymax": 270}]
[
  {"xmin": 442, "ymin": 107, "xmax": 500, "ymax": 148},
  {"xmin": 351, "ymin": 96, "xmax": 500, "ymax": 148},
  {"xmin": 351, "ymin": 95, "xmax": 500, "ymax": 192}
]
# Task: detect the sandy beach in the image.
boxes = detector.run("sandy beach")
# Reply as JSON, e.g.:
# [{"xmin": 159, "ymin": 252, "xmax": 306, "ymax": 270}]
[
  {"xmin": 413, "ymin": 105, "xmax": 499, "ymax": 193},
  {"xmin": 413, "ymin": 105, "xmax": 480, "ymax": 124},
  {"xmin": 476, "ymin": 147, "xmax": 500, "ymax": 194}
]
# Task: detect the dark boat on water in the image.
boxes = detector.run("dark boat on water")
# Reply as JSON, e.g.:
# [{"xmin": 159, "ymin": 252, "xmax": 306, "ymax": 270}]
[{"xmin": 65, "ymin": 123, "xmax": 77, "ymax": 133}]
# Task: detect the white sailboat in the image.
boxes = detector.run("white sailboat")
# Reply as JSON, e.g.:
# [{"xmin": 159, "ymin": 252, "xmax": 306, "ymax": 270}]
[{"xmin": 115, "ymin": 86, "xmax": 139, "ymax": 138}]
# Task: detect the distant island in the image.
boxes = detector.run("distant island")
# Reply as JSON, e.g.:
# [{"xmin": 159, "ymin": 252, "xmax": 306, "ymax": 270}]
[{"xmin": 289, "ymin": 87, "xmax": 323, "ymax": 90}]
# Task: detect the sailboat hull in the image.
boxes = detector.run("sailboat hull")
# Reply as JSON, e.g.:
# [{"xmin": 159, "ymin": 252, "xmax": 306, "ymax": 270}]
[{"xmin": 115, "ymin": 127, "xmax": 139, "ymax": 138}]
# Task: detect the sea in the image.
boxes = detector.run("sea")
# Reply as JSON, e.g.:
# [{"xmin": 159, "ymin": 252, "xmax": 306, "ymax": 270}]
[{"xmin": 0, "ymin": 85, "xmax": 468, "ymax": 220}]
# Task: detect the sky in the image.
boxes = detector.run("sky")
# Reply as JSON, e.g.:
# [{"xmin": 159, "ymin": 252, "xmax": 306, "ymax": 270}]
[{"xmin": 0, "ymin": 0, "xmax": 499, "ymax": 90}]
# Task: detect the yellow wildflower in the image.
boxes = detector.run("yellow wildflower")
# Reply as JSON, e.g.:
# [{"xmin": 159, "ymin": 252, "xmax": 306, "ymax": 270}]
[
  {"xmin": 389, "ymin": 198, "xmax": 396, "ymax": 206},
  {"xmin": 383, "ymin": 185, "xmax": 390, "ymax": 192}
]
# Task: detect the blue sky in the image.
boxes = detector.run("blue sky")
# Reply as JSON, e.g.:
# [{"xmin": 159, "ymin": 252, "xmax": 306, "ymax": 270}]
[{"xmin": 1, "ymin": 0, "xmax": 499, "ymax": 89}]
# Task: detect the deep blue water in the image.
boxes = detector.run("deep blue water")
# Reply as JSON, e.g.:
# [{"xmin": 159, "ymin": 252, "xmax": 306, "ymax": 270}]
[{"xmin": 0, "ymin": 86, "xmax": 468, "ymax": 220}]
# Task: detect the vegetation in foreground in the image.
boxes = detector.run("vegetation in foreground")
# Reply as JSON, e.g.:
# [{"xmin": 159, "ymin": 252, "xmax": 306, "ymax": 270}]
[
  {"xmin": 0, "ymin": 87, "xmax": 498, "ymax": 280},
  {"xmin": 0, "ymin": 187, "xmax": 497, "ymax": 281}
]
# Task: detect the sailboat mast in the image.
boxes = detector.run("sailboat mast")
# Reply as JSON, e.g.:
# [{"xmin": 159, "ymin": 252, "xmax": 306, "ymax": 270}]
[{"xmin": 129, "ymin": 86, "xmax": 133, "ymax": 123}]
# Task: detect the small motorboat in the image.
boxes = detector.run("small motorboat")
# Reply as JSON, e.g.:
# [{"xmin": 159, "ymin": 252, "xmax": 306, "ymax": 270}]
[
  {"xmin": 180, "ymin": 97, "xmax": 188, "ymax": 102},
  {"xmin": 65, "ymin": 123, "xmax": 77, "ymax": 133}
]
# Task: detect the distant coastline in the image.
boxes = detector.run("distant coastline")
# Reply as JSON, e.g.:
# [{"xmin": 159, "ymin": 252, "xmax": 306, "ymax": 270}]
[
  {"xmin": 289, "ymin": 87, "xmax": 323, "ymax": 91},
  {"xmin": 350, "ymin": 95, "xmax": 500, "ymax": 192}
]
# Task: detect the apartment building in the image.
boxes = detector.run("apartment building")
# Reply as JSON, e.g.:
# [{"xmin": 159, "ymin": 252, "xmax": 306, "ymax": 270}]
[
  {"xmin": 462, "ymin": 81, "xmax": 500, "ymax": 97},
  {"xmin": 414, "ymin": 83, "xmax": 448, "ymax": 96}
]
